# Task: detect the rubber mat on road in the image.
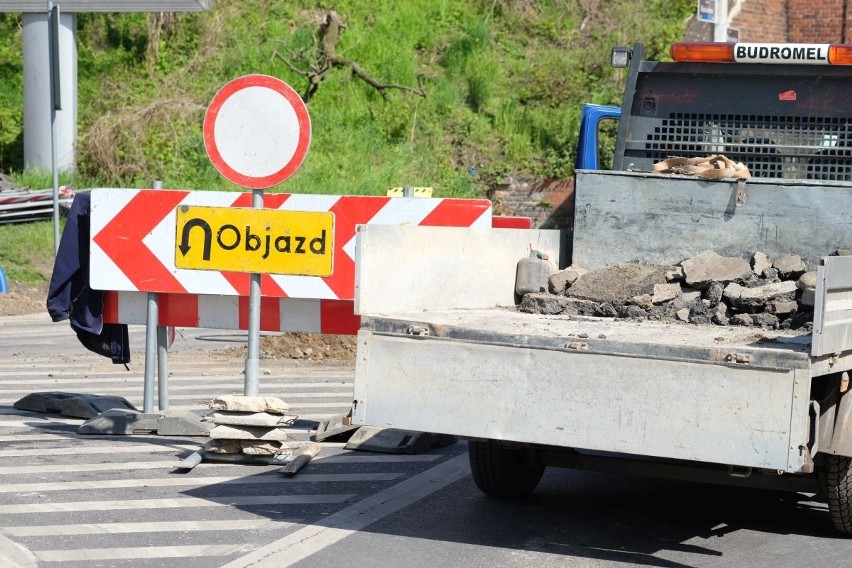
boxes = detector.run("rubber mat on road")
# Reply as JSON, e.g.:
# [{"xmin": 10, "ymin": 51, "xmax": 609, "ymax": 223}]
[
  {"xmin": 78, "ymin": 408, "xmax": 213, "ymax": 436},
  {"xmin": 13, "ymin": 391, "xmax": 137, "ymax": 418}
]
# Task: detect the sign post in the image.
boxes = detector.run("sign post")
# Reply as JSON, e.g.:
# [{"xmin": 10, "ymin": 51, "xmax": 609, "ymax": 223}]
[{"xmin": 202, "ymin": 74, "xmax": 312, "ymax": 395}]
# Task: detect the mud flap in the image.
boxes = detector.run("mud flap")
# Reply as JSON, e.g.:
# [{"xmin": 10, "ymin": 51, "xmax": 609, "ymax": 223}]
[{"xmin": 344, "ymin": 426, "xmax": 457, "ymax": 454}]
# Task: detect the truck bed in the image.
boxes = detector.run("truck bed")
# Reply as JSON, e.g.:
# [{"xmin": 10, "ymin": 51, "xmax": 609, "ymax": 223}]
[
  {"xmin": 354, "ymin": 307, "xmax": 813, "ymax": 473},
  {"xmin": 361, "ymin": 307, "xmax": 811, "ymax": 369}
]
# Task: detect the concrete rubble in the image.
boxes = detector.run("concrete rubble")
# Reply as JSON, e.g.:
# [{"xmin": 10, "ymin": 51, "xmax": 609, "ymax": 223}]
[
  {"xmin": 177, "ymin": 395, "xmax": 320, "ymax": 474},
  {"xmin": 519, "ymin": 249, "xmax": 839, "ymax": 330}
]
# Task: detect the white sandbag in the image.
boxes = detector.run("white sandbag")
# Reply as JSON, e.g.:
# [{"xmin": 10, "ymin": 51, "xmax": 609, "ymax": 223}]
[
  {"xmin": 207, "ymin": 395, "xmax": 290, "ymax": 413},
  {"xmin": 211, "ymin": 410, "xmax": 297, "ymax": 427},
  {"xmin": 209, "ymin": 424, "xmax": 293, "ymax": 441}
]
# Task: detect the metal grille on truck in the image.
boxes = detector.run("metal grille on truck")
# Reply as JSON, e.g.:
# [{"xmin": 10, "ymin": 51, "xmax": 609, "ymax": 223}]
[{"xmin": 644, "ymin": 114, "xmax": 852, "ymax": 180}]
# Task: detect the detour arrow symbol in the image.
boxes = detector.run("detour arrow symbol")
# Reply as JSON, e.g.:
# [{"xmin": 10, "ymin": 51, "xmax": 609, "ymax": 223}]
[{"xmin": 178, "ymin": 217, "xmax": 212, "ymax": 261}]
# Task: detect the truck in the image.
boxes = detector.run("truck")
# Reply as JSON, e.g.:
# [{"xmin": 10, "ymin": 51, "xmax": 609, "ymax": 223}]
[{"xmin": 349, "ymin": 41, "xmax": 852, "ymax": 535}]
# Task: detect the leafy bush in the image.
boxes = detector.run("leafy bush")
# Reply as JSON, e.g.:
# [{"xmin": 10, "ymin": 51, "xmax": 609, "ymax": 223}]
[{"xmin": 0, "ymin": 0, "xmax": 694, "ymax": 196}]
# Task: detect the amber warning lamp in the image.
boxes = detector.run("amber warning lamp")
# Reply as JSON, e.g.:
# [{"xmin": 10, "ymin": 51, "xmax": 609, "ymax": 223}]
[{"xmin": 670, "ymin": 42, "xmax": 852, "ymax": 65}]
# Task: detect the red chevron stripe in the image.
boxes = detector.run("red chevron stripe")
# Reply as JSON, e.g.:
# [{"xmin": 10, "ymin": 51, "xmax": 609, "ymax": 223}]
[
  {"xmin": 92, "ymin": 190, "xmax": 190, "ymax": 293},
  {"xmin": 491, "ymin": 216, "xmax": 531, "ymax": 228},
  {"xmin": 419, "ymin": 199, "xmax": 490, "ymax": 226},
  {"xmin": 322, "ymin": 196, "xmax": 391, "ymax": 300}
]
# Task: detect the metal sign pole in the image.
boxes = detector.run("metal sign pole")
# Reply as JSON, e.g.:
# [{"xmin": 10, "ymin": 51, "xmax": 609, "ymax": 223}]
[
  {"xmin": 141, "ymin": 178, "xmax": 164, "ymax": 413},
  {"xmin": 48, "ymin": 3, "xmax": 61, "ymax": 255},
  {"xmin": 244, "ymin": 188, "xmax": 263, "ymax": 396}
]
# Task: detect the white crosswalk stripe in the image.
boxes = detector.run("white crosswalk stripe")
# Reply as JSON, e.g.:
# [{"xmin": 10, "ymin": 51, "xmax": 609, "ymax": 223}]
[
  {"xmin": 0, "ymin": 315, "xmax": 461, "ymax": 567},
  {"xmin": 1, "ymin": 494, "xmax": 357, "ymax": 514},
  {"xmin": 6, "ymin": 519, "xmax": 291, "ymax": 537},
  {"xmin": 0, "ymin": 472, "xmax": 403, "ymax": 492},
  {"xmin": 0, "ymin": 314, "xmax": 466, "ymax": 568}
]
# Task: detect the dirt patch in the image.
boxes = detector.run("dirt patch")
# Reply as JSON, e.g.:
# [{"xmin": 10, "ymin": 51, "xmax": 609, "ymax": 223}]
[
  {"xmin": 204, "ymin": 333, "xmax": 357, "ymax": 362},
  {"xmin": 0, "ymin": 279, "xmax": 50, "ymax": 317},
  {"xmin": 263, "ymin": 333, "xmax": 356, "ymax": 361}
]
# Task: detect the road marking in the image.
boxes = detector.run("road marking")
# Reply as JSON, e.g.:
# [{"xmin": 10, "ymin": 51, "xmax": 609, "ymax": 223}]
[
  {"xmin": 6, "ymin": 519, "xmax": 292, "ymax": 537},
  {"xmin": 0, "ymin": 443, "xmax": 199, "ymax": 458},
  {"xmin": 0, "ymin": 494, "xmax": 355, "ymax": 514},
  {"xmin": 0, "ymin": 410, "xmax": 349, "ymax": 426},
  {"xmin": 0, "ymin": 453, "xmax": 439, "ymax": 475},
  {"xmin": 0, "ymin": 393, "xmax": 352, "ymax": 404},
  {"xmin": 0, "ymin": 377, "xmax": 353, "ymax": 387},
  {"xmin": 224, "ymin": 453, "xmax": 470, "ymax": 568},
  {"xmin": 0, "ymin": 472, "xmax": 402, "ymax": 492},
  {"xmin": 0, "ymin": 384, "xmax": 354, "ymax": 392},
  {"xmin": 0, "ymin": 460, "xmax": 188, "ymax": 475},
  {"xmin": 0, "ymin": 419, "xmax": 81, "ymax": 428},
  {"xmin": 0, "ymin": 531, "xmax": 37, "ymax": 568},
  {"xmin": 35, "ymin": 544, "xmax": 249, "ymax": 562}
]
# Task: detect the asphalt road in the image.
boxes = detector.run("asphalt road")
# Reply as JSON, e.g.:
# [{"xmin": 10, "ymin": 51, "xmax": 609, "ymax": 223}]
[{"xmin": 2, "ymin": 312, "xmax": 852, "ymax": 567}]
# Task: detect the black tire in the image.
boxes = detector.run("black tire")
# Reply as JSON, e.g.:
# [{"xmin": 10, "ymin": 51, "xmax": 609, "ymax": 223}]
[
  {"xmin": 468, "ymin": 439, "xmax": 545, "ymax": 498},
  {"xmin": 827, "ymin": 455, "xmax": 852, "ymax": 536}
]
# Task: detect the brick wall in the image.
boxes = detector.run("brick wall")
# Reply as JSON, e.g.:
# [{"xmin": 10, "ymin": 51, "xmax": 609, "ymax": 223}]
[
  {"xmin": 686, "ymin": 0, "xmax": 852, "ymax": 42},
  {"xmin": 488, "ymin": 176, "xmax": 575, "ymax": 230},
  {"xmin": 787, "ymin": 0, "xmax": 851, "ymax": 42},
  {"xmin": 731, "ymin": 0, "xmax": 788, "ymax": 41}
]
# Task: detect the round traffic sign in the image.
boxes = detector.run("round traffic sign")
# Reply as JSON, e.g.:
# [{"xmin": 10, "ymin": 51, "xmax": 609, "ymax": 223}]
[{"xmin": 203, "ymin": 74, "xmax": 311, "ymax": 189}]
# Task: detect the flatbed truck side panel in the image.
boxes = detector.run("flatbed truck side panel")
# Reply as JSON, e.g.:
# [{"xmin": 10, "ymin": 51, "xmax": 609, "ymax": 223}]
[{"xmin": 353, "ymin": 329, "xmax": 810, "ymax": 472}]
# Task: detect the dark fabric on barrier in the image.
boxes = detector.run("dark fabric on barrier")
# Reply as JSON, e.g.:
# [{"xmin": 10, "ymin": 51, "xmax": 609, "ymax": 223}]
[{"xmin": 46, "ymin": 193, "xmax": 130, "ymax": 365}]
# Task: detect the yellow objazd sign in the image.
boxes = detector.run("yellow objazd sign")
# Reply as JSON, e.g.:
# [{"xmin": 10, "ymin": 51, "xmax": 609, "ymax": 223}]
[{"xmin": 174, "ymin": 205, "xmax": 334, "ymax": 276}]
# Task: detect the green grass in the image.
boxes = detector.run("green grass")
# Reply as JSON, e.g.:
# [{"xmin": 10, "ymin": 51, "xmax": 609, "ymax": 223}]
[
  {"xmin": 0, "ymin": 220, "xmax": 56, "ymax": 284},
  {"xmin": 0, "ymin": 0, "xmax": 694, "ymax": 282}
]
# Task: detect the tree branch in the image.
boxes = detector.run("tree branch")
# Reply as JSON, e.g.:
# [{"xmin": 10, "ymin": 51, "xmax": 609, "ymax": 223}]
[{"xmin": 272, "ymin": 10, "xmax": 426, "ymax": 103}]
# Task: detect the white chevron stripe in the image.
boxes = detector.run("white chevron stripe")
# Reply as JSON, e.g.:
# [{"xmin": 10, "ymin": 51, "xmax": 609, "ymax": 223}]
[
  {"xmin": 277, "ymin": 193, "xmax": 341, "ymax": 212},
  {"xmin": 89, "ymin": 188, "xmax": 139, "ymax": 291},
  {"xmin": 274, "ymin": 274, "xmax": 337, "ymax": 300}
]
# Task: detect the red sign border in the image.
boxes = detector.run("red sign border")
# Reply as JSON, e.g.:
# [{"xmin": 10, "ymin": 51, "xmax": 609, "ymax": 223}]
[{"xmin": 203, "ymin": 74, "xmax": 311, "ymax": 189}]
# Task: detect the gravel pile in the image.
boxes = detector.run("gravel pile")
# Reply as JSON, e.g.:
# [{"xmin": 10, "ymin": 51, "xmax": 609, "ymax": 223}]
[{"xmin": 517, "ymin": 250, "xmax": 833, "ymax": 330}]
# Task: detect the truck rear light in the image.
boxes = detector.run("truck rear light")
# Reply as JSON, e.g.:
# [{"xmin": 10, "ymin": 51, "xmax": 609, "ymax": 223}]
[
  {"xmin": 671, "ymin": 42, "xmax": 852, "ymax": 65},
  {"xmin": 669, "ymin": 42, "xmax": 735, "ymax": 63},
  {"xmin": 828, "ymin": 44, "xmax": 852, "ymax": 64}
]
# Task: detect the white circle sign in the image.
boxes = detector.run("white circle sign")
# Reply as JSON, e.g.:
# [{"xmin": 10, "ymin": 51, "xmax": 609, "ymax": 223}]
[{"xmin": 204, "ymin": 75, "xmax": 311, "ymax": 189}]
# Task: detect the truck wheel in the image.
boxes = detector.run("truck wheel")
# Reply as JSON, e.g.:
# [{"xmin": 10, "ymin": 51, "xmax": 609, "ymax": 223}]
[
  {"xmin": 827, "ymin": 455, "xmax": 852, "ymax": 535},
  {"xmin": 468, "ymin": 439, "xmax": 545, "ymax": 498}
]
